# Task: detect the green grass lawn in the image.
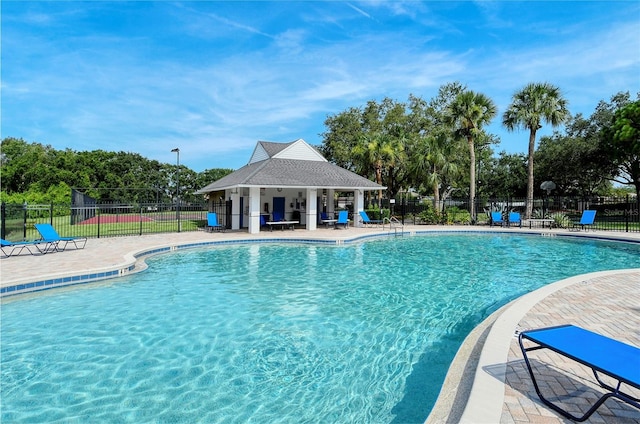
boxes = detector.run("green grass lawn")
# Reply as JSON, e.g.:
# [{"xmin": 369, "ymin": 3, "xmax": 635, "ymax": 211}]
[{"xmin": 12, "ymin": 214, "xmax": 207, "ymax": 240}]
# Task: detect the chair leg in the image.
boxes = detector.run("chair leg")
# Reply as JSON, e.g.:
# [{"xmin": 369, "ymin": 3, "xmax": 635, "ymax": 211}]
[{"xmin": 518, "ymin": 334, "xmax": 638, "ymax": 422}]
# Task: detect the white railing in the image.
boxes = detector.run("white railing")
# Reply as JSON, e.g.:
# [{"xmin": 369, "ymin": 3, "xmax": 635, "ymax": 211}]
[{"xmin": 384, "ymin": 216, "xmax": 404, "ymax": 236}]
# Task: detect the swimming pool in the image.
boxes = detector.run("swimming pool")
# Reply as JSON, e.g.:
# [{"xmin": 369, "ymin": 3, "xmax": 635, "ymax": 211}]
[{"xmin": 2, "ymin": 234, "xmax": 639, "ymax": 423}]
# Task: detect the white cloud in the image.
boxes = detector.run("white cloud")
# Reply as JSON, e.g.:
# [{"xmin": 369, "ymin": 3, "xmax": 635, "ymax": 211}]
[
  {"xmin": 346, "ymin": 3, "xmax": 373, "ymax": 19},
  {"xmin": 2, "ymin": 1, "xmax": 638, "ymax": 170}
]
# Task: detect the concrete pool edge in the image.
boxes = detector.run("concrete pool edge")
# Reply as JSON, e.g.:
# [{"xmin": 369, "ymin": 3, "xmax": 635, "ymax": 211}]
[{"xmin": 427, "ymin": 267, "xmax": 640, "ymax": 424}]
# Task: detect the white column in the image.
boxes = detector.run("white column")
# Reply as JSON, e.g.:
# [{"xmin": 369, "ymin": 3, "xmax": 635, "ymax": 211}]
[
  {"xmin": 354, "ymin": 189, "xmax": 365, "ymax": 227},
  {"xmin": 229, "ymin": 189, "xmax": 241, "ymax": 230},
  {"xmin": 327, "ymin": 189, "xmax": 336, "ymax": 217},
  {"xmin": 248, "ymin": 186, "xmax": 261, "ymax": 234},
  {"xmin": 306, "ymin": 188, "xmax": 317, "ymax": 231}
]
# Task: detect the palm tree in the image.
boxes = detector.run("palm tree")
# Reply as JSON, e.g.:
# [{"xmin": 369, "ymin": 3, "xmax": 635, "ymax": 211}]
[
  {"xmin": 446, "ymin": 91, "xmax": 497, "ymax": 222},
  {"xmin": 409, "ymin": 130, "xmax": 459, "ymax": 213},
  {"xmin": 352, "ymin": 131, "xmax": 399, "ymax": 208},
  {"xmin": 503, "ymin": 83, "xmax": 570, "ymax": 219}
]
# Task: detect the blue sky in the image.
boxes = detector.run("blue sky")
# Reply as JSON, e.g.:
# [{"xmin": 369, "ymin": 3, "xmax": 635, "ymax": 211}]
[{"xmin": 2, "ymin": 1, "xmax": 639, "ymax": 172}]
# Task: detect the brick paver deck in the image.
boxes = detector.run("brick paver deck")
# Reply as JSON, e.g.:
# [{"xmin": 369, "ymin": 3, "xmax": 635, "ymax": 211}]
[{"xmin": 503, "ymin": 272, "xmax": 640, "ymax": 423}]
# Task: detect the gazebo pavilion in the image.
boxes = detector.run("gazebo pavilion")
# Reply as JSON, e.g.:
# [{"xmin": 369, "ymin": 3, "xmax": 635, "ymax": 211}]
[{"xmin": 195, "ymin": 139, "xmax": 385, "ymax": 234}]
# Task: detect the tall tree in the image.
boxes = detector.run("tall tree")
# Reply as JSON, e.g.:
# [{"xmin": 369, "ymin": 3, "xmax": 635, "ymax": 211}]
[
  {"xmin": 408, "ymin": 130, "xmax": 460, "ymax": 210},
  {"xmin": 503, "ymin": 82, "xmax": 570, "ymax": 218},
  {"xmin": 0, "ymin": 137, "xmax": 57, "ymax": 193},
  {"xmin": 320, "ymin": 107, "xmax": 364, "ymax": 172},
  {"xmin": 352, "ymin": 131, "xmax": 398, "ymax": 207},
  {"xmin": 483, "ymin": 152, "xmax": 527, "ymax": 198},
  {"xmin": 0, "ymin": 137, "xmax": 233, "ymax": 204},
  {"xmin": 446, "ymin": 90, "xmax": 497, "ymax": 222},
  {"xmin": 322, "ymin": 98, "xmax": 410, "ymax": 203},
  {"xmin": 535, "ymin": 130, "xmax": 609, "ymax": 197},
  {"xmin": 602, "ymin": 99, "xmax": 640, "ymax": 198},
  {"xmin": 406, "ymin": 86, "xmax": 466, "ymax": 210}
]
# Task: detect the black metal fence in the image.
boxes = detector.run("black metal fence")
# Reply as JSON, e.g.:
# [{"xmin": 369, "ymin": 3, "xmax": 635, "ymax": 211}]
[
  {"xmin": 1, "ymin": 201, "xmax": 229, "ymax": 242},
  {"xmin": 2, "ymin": 196, "xmax": 638, "ymax": 241},
  {"xmin": 386, "ymin": 195, "xmax": 639, "ymax": 232}
]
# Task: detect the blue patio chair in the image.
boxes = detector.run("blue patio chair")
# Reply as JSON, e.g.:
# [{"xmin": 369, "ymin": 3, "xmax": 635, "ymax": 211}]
[
  {"xmin": 319, "ymin": 211, "xmax": 328, "ymax": 224},
  {"xmin": 1, "ymin": 238, "xmax": 53, "ymax": 257},
  {"xmin": 490, "ymin": 211, "xmax": 504, "ymax": 227},
  {"xmin": 519, "ymin": 324, "xmax": 640, "ymax": 422},
  {"xmin": 571, "ymin": 210, "xmax": 596, "ymax": 231},
  {"xmin": 206, "ymin": 212, "xmax": 225, "ymax": 232},
  {"xmin": 335, "ymin": 210, "xmax": 349, "ymax": 229},
  {"xmin": 508, "ymin": 212, "xmax": 522, "ymax": 228},
  {"xmin": 359, "ymin": 211, "xmax": 383, "ymax": 227},
  {"xmin": 318, "ymin": 211, "xmax": 337, "ymax": 227},
  {"xmin": 34, "ymin": 223, "xmax": 87, "ymax": 252}
]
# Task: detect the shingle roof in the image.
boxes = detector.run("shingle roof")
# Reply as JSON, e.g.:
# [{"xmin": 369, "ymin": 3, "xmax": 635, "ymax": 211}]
[
  {"xmin": 258, "ymin": 141, "xmax": 291, "ymax": 157},
  {"xmin": 196, "ymin": 158, "xmax": 383, "ymax": 193}
]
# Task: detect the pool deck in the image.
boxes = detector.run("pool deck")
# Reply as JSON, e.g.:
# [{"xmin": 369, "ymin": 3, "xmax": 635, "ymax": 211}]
[{"xmin": 1, "ymin": 225, "xmax": 639, "ymax": 423}]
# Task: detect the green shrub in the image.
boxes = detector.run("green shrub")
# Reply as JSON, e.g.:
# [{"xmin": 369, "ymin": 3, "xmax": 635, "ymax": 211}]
[
  {"xmin": 531, "ymin": 209, "xmax": 546, "ymax": 219},
  {"xmin": 364, "ymin": 208, "xmax": 390, "ymax": 220},
  {"xmin": 417, "ymin": 204, "xmax": 442, "ymax": 224},
  {"xmin": 444, "ymin": 206, "xmax": 471, "ymax": 225},
  {"xmin": 549, "ymin": 212, "xmax": 570, "ymax": 228}
]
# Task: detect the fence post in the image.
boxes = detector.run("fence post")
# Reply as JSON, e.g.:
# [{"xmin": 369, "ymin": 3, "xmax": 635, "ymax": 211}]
[
  {"xmin": 626, "ymin": 195, "xmax": 630, "ymax": 233},
  {"xmin": 49, "ymin": 203, "xmax": 54, "ymax": 225},
  {"xmin": 178, "ymin": 201, "xmax": 181, "ymax": 233},
  {"xmin": 23, "ymin": 202, "xmax": 28, "ymax": 239},
  {"xmin": 0, "ymin": 202, "xmax": 5, "ymax": 240},
  {"xmin": 140, "ymin": 207, "xmax": 143, "ymax": 236}
]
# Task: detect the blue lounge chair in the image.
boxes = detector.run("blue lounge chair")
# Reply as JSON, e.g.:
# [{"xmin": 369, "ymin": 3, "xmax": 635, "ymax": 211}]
[
  {"xmin": 359, "ymin": 211, "xmax": 383, "ymax": 227},
  {"xmin": 335, "ymin": 210, "xmax": 349, "ymax": 229},
  {"xmin": 519, "ymin": 324, "xmax": 640, "ymax": 421},
  {"xmin": 1, "ymin": 238, "xmax": 52, "ymax": 257},
  {"xmin": 206, "ymin": 212, "xmax": 225, "ymax": 232},
  {"xmin": 490, "ymin": 211, "xmax": 504, "ymax": 227},
  {"xmin": 508, "ymin": 212, "xmax": 522, "ymax": 228},
  {"xmin": 571, "ymin": 210, "xmax": 596, "ymax": 231},
  {"xmin": 34, "ymin": 224, "xmax": 87, "ymax": 252}
]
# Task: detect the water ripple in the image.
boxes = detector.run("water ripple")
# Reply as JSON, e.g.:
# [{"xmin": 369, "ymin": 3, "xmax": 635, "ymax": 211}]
[{"xmin": 2, "ymin": 235, "xmax": 638, "ymax": 423}]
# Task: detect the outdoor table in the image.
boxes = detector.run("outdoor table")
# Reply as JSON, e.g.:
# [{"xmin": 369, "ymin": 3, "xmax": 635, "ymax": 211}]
[
  {"xmin": 320, "ymin": 219, "xmax": 337, "ymax": 227},
  {"xmin": 266, "ymin": 221, "xmax": 298, "ymax": 231},
  {"xmin": 527, "ymin": 219, "xmax": 554, "ymax": 229}
]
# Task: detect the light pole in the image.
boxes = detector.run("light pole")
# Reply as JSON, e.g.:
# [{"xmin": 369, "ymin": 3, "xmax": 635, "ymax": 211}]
[{"xmin": 171, "ymin": 148, "xmax": 180, "ymax": 231}]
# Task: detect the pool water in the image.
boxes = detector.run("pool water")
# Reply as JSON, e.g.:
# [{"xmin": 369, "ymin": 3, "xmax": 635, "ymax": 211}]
[{"xmin": 2, "ymin": 234, "xmax": 639, "ymax": 423}]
